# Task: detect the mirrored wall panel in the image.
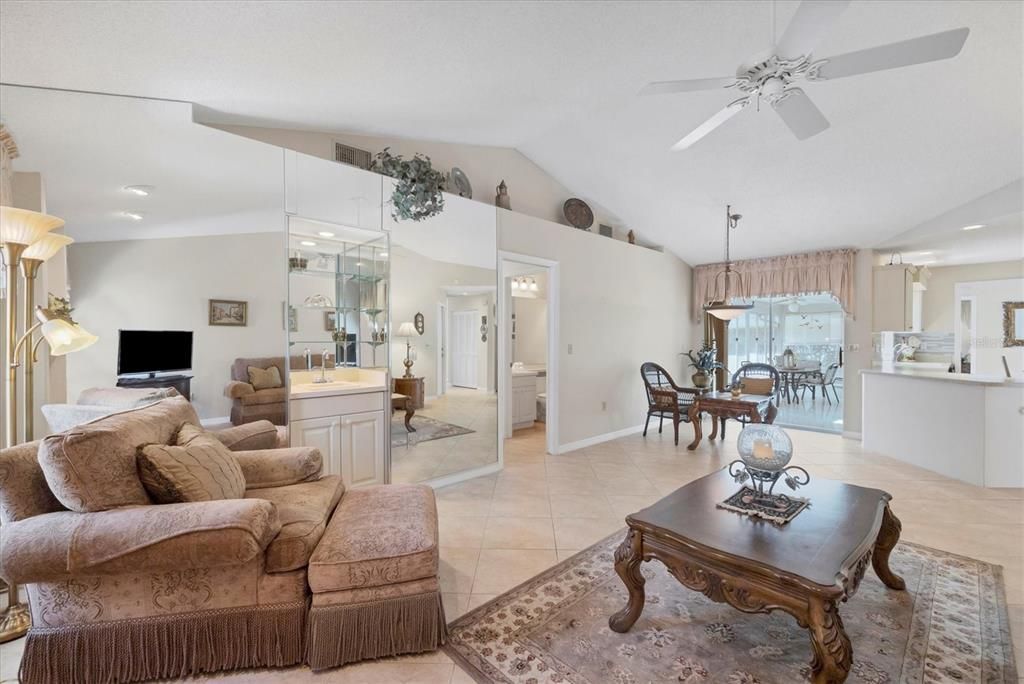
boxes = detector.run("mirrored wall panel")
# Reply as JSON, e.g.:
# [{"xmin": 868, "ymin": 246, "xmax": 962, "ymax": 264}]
[
  {"xmin": 0, "ymin": 85, "xmax": 285, "ymax": 437},
  {"xmin": 388, "ymin": 190, "xmax": 498, "ymax": 483}
]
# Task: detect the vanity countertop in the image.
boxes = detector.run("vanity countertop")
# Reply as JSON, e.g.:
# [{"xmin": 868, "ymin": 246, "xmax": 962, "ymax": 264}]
[{"xmin": 290, "ymin": 379, "xmax": 386, "ymax": 398}]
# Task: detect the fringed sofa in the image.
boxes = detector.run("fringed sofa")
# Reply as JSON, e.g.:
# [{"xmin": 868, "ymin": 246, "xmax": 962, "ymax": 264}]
[{"xmin": 0, "ymin": 396, "xmax": 445, "ymax": 683}]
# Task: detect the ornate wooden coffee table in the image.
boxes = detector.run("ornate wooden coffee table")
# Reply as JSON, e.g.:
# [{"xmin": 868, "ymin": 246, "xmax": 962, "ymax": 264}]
[{"xmin": 609, "ymin": 470, "xmax": 904, "ymax": 684}]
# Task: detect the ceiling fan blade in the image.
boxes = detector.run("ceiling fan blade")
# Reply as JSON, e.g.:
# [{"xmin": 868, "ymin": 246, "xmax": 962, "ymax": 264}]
[
  {"xmin": 775, "ymin": 0, "xmax": 851, "ymax": 60},
  {"xmin": 772, "ymin": 88, "xmax": 830, "ymax": 140},
  {"xmin": 639, "ymin": 77, "xmax": 735, "ymax": 96},
  {"xmin": 812, "ymin": 27, "xmax": 970, "ymax": 80},
  {"xmin": 671, "ymin": 99, "xmax": 748, "ymax": 151}
]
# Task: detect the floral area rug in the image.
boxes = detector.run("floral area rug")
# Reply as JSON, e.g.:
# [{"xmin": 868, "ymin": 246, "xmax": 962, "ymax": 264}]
[
  {"xmin": 446, "ymin": 531, "xmax": 1017, "ymax": 683},
  {"xmin": 390, "ymin": 415, "xmax": 473, "ymax": 447}
]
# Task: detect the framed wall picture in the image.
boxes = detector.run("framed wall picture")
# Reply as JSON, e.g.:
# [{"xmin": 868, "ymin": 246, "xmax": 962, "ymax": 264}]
[
  {"xmin": 209, "ymin": 299, "xmax": 247, "ymax": 326},
  {"xmin": 324, "ymin": 310, "xmax": 338, "ymax": 331}
]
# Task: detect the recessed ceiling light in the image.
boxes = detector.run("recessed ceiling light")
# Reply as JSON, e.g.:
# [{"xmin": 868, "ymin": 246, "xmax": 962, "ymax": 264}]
[
  {"xmin": 123, "ymin": 185, "xmax": 154, "ymax": 196},
  {"xmin": 961, "ymin": 224, "xmax": 985, "ymax": 231},
  {"xmin": 317, "ymin": 231, "xmax": 335, "ymax": 238},
  {"xmin": 380, "ymin": 251, "xmax": 388, "ymax": 258},
  {"xmin": 121, "ymin": 211, "xmax": 144, "ymax": 221},
  {"xmin": 356, "ymin": 262, "xmax": 364, "ymax": 267},
  {"xmin": 300, "ymin": 240, "xmax": 316, "ymax": 247}
]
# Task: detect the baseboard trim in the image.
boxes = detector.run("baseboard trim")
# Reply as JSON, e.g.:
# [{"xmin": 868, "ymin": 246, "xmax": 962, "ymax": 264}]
[
  {"xmin": 200, "ymin": 416, "xmax": 231, "ymax": 427},
  {"xmin": 555, "ymin": 423, "xmax": 645, "ymax": 455},
  {"xmin": 842, "ymin": 430, "xmax": 862, "ymax": 441},
  {"xmin": 423, "ymin": 462, "xmax": 503, "ymax": 489}
]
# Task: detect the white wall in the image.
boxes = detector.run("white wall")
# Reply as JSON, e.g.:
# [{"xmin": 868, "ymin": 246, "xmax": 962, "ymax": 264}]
[
  {"xmin": 841, "ymin": 249, "xmax": 876, "ymax": 437},
  {"xmin": 514, "ymin": 296, "xmax": 547, "ymax": 366},
  {"xmin": 499, "ymin": 209, "xmax": 697, "ymax": 447},
  {"xmin": 955, "ymin": 277, "xmax": 1024, "ymax": 377},
  {"xmin": 208, "ymin": 123, "xmax": 628, "ymax": 239},
  {"xmin": 66, "ymin": 232, "xmax": 286, "ymax": 419},
  {"xmin": 922, "ymin": 260, "xmax": 1024, "ymax": 333}
]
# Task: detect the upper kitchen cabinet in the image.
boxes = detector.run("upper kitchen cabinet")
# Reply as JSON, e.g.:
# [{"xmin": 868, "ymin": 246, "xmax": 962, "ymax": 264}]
[
  {"xmin": 286, "ymin": 150, "xmax": 384, "ymax": 230},
  {"xmin": 872, "ymin": 264, "xmax": 922, "ymax": 332}
]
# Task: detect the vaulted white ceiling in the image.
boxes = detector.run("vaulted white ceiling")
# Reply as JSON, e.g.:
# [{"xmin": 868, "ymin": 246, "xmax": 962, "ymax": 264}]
[{"xmin": 1, "ymin": 0, "xmax": 1020, "ymax": 265}]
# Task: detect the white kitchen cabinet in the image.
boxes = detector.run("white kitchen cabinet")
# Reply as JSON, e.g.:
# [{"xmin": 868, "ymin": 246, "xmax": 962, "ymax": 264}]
[
  {"xmin": 289, "ymin": 415, "xmax": 343, "ymax": 477},
  {"xmin": 872, "ymin": 265, "xmax": 916, "ymax": 332},
  {"xmin": 289, "ymin": 390, "xmax": 387, "ymax": 487},
  {"xmin": 341, "ymin": 410, "xmax": 386, "ymax": 487},
  {"xmin": 511, "ymin": 373, "xmax": 537, "ymax": 430}
]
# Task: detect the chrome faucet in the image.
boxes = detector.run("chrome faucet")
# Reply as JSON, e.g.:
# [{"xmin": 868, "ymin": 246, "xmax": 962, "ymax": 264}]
[
  {"xmin": 304, "ymin": 347, "xmax": 313, "ymax": 371},
  {"xmin": 314, "ymin": 348, "xmax": 333, "ymax": 384}
]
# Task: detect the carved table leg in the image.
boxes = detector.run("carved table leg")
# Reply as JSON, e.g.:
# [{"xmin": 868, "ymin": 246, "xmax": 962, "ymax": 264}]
[
  {"xmin": 709, "ymin": 411, "xmax": 720, "ymax": 440},
  {"xmin": 686, "ymin": 403, "xmax": 703, "ymax": 451},
  {"xmin": 872, "ymin": 504, "xmax": 906, "ymax": 590},
  {"xmin": 807, "ymin": 598, "xmax": 852, "ymax": 684},
  {"xmin": 609, "ymin": 529, "xmax": 646, "ymax": 632},
  {"xmin": 405, "ymin": 406, "xmax": 416, "ymax": 432}
]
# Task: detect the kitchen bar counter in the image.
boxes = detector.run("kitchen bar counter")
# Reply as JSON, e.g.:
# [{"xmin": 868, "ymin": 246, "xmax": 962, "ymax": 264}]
[{"xmin": 861, "ymin": 368, "xmax": 1023, "ymax": 487}]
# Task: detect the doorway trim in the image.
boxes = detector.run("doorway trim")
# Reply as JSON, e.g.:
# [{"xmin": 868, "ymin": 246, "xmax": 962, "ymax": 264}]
[
  {"xmin": 498, "ymin": 251, "xmax": 559, "ymax": 456},
  {"xmin": 953, "ymin": 291, "xmax": 977, "ymax": 374},
  {"xmin": 436, "ymin": 301, "xmax": 448, "ymax": 397}
]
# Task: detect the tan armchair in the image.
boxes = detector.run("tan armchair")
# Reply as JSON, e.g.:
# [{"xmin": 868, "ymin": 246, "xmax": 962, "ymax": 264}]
[
  {"xmin": 0, "ymin": 396, "xmax": 342, "ymax": 684},
  {"xmin": 227, "ymin": 355, "xmax": 325, "ymax": 426}
]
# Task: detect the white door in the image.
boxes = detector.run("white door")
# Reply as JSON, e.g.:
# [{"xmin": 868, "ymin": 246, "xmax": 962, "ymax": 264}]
[
  {"xmin": 450, "ymin": 310, "xmax": 479, "ymax": 389},
  {"xmin": 341, "ymin": 410, "xmax": 386, "ymax": 487},
  {"xmin": 290, "ymin": 415, "xmax": 342, "ymax": 477}
]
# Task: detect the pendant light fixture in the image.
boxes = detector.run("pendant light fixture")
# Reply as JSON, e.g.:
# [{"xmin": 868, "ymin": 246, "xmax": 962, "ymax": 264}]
[{"xmin": 704, "ymin": 204, "xmax": 753, "ymax": 321}]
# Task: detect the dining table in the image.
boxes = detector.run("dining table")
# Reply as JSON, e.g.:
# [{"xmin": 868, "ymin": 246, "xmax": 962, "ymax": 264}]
[{"xmin": 775, "ymin": 362, "xmax": 821, "ymax": 403}]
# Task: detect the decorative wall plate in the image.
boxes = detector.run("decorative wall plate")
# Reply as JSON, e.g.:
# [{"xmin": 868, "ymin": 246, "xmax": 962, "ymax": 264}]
[
  {"xmin": 563, "ymin": 198, "xmax": 594, "ymax": 230},
  {"xmin": 448, "ymin": 168, "xmax": 473, "ymax": 199}
]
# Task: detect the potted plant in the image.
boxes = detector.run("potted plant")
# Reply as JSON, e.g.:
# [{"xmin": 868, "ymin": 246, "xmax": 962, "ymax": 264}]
[
  {"xmin": 685, "ymin": 344, "xmax": 725, "ymax": 389},
  {"xmin": 370, "ymin": 147, "xmax": 447, "ymax": 222}
]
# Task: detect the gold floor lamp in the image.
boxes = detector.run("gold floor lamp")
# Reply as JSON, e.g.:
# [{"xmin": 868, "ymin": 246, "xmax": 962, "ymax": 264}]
[{"xmin": 0, "ymin": 206, "xmax": 96, "ymax": 643}]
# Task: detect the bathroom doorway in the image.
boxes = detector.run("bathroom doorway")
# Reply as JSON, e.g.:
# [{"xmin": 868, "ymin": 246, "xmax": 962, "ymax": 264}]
[{"xmin": 498, "ymin": 253, "xmax": 559, "ymax": 456}]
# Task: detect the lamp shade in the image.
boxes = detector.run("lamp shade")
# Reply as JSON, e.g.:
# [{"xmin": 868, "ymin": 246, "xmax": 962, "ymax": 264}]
[
  {"xmin": 0, "ymin": 207, "xmax": 64, "ymax": 246},
  {"xmin": 23, "ymin": 233, "xmax": 73, "ymax": 262},
  {"xmin": 396, "ymin": 321, "xmax": 418, "ymax": 338},
  {"xmin": 705, "ymin": 303, "xmax": 753, "ymax": 321},
  {"xmin": 39, "ymin": 318, "xmax": 98, "ymax": 356}
]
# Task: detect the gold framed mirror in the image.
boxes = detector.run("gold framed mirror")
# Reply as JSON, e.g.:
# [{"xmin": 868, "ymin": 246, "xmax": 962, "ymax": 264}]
[{"xmin": 1003, "ymin": 301, "xmax": 1024, "ymax": 347}]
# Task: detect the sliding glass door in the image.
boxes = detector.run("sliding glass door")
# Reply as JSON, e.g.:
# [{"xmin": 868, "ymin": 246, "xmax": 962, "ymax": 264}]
[{"xmin": 725, "ymin": 293, "xmax": 845, "ymax": 433}]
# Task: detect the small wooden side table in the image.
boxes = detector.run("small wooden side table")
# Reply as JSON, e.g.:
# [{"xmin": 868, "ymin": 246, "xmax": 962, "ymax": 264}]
[
  {"xmin": 686, "ymin": 391, "xmax": 777, "ymax": 450},
  {"xmin": 393, "ymin": 376, "xmax": 425, "ymax": 410}
]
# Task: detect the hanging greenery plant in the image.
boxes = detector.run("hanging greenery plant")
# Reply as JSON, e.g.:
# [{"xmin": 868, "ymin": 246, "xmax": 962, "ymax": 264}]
[{"xmin": 370, "ymin": 147, "xmax": 446, "ymax": 222}]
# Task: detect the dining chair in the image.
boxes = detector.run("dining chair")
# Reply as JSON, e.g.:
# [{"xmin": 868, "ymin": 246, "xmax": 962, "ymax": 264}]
[
  {"xmin": 720, "ymin": 363, "xmax": 781, "ymax": 438},
  {"xmin": 799, "ymin": 362, "xmax": 841, "ymax": 404},
  {"xmin": 640, "ymin": 362, "xmax": 700, "ymax": 446}
]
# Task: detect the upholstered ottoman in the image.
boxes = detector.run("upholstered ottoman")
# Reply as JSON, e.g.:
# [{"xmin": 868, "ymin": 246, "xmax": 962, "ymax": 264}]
[{"xmin": 306, "ymin": 484, "xmax": 447, "ymax": 670}]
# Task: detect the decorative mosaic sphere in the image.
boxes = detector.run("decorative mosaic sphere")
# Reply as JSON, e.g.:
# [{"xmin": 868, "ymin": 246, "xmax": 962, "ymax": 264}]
[{"xmin": 737, "ymin": 424, "xmax": 793, "ymax": 472}]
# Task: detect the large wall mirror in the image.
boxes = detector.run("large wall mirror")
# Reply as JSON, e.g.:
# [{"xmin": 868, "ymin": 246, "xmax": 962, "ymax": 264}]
[
  {"xmin": 0, "ymin": 85, "xmax": 285, "ymax": 436},
  {"xmin": 387, "ymin": 190, "xmax": 499, "ymax": 483}
]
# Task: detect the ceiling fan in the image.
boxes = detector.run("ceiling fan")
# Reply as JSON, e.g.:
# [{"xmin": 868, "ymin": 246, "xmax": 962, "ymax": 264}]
[{"xmin": 641, "ymin": 0, "xmax": 970, "ymax": 150}]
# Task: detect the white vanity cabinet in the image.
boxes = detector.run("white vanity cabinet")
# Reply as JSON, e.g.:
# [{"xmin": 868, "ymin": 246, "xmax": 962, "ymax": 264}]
[
  {"xmin": 290, "ymin": 390, "xmax": 387, "ymax": 487},
  {"xmin": 511, "ymin": 372, "xmax": 538, "ymax": 430}
]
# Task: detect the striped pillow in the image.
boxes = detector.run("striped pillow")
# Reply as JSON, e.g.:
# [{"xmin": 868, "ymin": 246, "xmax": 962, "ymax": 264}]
[{"xmin": 138, "ymin": 423, "xmax": 246, "ymax": 503}]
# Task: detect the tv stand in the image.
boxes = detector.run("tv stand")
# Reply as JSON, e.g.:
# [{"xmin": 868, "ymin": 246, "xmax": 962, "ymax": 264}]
[{"xmin": 117, "ymin": 374, "xmax": 192, "ymax": 400}]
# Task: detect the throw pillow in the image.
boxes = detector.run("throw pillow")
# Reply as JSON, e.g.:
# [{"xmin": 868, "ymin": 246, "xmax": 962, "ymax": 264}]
[
  {"xmin": 138, "ymin": 423, "xmax": 246, "ymax": 503},
  {"xmin": 38, "ymin": 427, "xmax": 152, "ymax": 512},
  {"xmin": 247, "ymin": 365, "xmax": 283, "ymax": 390},
  {"xmin": 740, "ymin": 377, "xmax": 775, "ymax": 396}
]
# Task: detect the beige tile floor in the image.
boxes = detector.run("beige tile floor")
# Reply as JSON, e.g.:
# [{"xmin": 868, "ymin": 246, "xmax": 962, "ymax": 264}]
[
  {"xmin": 2, "ymin": 422, "xmax": 1021, "ymax": 683},
  {"xmin": 392, "ymin": 388, "xmax": 498, "ymax": 484}
]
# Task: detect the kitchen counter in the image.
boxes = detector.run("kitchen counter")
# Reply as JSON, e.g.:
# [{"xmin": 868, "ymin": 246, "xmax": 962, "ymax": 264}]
[
  {"xmin": 863, "ymin": 366, "xmax": 1023, "ymax": 386},
  {"xmin": 861, "ymin": 368, "xmax": 1023, "ymax": 487}
]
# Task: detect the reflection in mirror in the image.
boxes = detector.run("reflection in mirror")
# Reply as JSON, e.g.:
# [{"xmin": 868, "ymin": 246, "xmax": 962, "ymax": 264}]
[
  {"xmin": 388, "ymin": 191, "xmax": 498, "ymax": 483},
  {"xmin": 0, "ymin": 85, "xmax": 285, "ymax": 436}
]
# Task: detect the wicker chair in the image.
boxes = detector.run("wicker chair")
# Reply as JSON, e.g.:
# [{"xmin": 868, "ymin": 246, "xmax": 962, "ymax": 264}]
[
  {"xmin": 719, "ymin": 363, "xmax": 782, "ymax": 438},
  {"xmin": 641, "ymin": 362, "xmax": 701, "ymax": 446}
]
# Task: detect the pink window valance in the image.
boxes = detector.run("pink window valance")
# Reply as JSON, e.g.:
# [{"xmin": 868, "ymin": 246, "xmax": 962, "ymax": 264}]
[{"xmin": 692, "ymin": 248, "xmax": 858, "ymax": 322}]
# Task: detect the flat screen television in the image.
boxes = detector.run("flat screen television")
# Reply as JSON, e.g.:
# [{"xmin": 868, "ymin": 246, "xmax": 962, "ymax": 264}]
[{"xmin": 117, "ymin": 330, "xmax": 193, "ymax": 376}]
